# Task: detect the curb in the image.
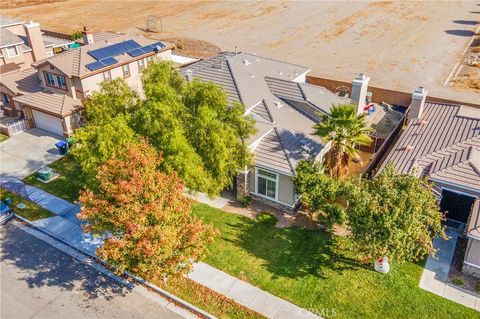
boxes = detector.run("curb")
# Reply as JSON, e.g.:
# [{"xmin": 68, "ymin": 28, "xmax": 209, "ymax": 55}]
[{"xmin": 12, "ymin": 215, "xmax": 217, "ymax": 319}]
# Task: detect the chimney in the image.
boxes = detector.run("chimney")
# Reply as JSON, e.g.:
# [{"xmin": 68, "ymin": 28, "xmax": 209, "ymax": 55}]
[
  {"xmin": 81, "ymin": 26, "xmax": 94, "ymax": 45},
  {"xmin": 24, "ymin": 21, "xmax": 46, "ymax": 61},
  {"xmin": 185, "ymin": 69, "xmax": 193, "ymax": 82},
  {"xmin": 408, "ymin": 87, "xmax": 428, "ymax": 121},
  {"xmin": 351, "ymin": 73, "xmax": 370, "ymax": 115}
]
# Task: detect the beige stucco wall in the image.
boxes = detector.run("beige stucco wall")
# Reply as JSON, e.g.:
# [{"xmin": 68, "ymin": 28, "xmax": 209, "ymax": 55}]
[
  {"xmin": 63, "ymin": 113, "xmax": 82, "ymax": 135},
  {"xmin": 0, "ymin": 44, "xmax": 25, "ymax": 66},
  {"xmin": 36, "ymin": 63, "xmax": 75, "ymax": 97},
  {"xmin": 4, "ymin": 24, "xmax": 26, "ymax": 37},
  {"xmin": 80, "ymin": 49, "xmax": 172, "ymax": 97},
  {"xmin": 248, "ymin": 166, "xmax": 296, "ymax": 206}
]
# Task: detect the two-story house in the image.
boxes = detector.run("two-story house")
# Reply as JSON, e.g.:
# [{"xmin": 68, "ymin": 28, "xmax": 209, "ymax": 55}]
[
  {"xmin": 0, "ymin": 15, "xmax": 73, "ymax": 71},
  {"xmin": 0, "ymin": 29, "xmax": 174, "ymax": 137}
]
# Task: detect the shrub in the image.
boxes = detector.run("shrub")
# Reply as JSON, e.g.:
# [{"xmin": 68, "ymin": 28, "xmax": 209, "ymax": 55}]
[
  {"xmin": 256, "ymin": 212, "xmax": 277, "ymax": 225},
  {"xmin": 453, "ymin": 278, "xmax": 464, "ymax": 286},
  {"xmin": 241, "ymin": 195, "xmax": 252, "ymax": 207}
]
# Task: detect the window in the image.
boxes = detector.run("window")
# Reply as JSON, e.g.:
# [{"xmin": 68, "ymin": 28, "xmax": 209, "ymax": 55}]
[
  {"xmin": 56, "ymin": 75, "xmax": 66, "ymax": 89},
  {"xmin": 6, "ymin": 46, "xmax": 19, "ymax": 58},
  {"xmin": 45, "ymin": 72, "xmax": 56, "ymax": 86},
  {"xmin": 122, "ymin": 64, "xmax": 130, "ymax": 78},
  {"xmin": 138, "ymin": 59, "xmax": 145, "ymax": 72},
  {"xmin": 103, "ymin": 70, "xmax": 111, "ymax": 82},
  {"xmin": 2, "ymin": 93, "xmax": 10, "ymax": 105},
  {"xmin": 256, "ymin": 169, "xmax": 277, "ymax": 200}
]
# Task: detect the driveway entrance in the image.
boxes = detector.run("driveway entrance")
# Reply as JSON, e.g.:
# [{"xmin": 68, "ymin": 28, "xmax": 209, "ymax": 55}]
[{"xmin": 0, "ymin": 128, "xmax": 63, "ymax": 180}]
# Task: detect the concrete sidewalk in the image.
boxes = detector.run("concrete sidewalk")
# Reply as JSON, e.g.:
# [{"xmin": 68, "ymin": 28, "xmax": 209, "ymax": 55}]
[
  {"xmin": 419, "ymin": 228, "xmax": 480, "ymax": 310},
  {"xmin": 1, "ymin": 178, "xmax": 322, "ymax": 318}
]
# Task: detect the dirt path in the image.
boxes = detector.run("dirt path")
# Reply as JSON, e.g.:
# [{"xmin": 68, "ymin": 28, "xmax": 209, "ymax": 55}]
[{"xmin": 3, "ymin": 1, "xmax": 479, "ymax": 103}]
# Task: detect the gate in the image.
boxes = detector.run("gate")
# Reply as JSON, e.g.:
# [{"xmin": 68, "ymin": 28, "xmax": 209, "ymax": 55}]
[{"xmin": 7, "ymin": 119, "xmax": 27, "ymax": 135}]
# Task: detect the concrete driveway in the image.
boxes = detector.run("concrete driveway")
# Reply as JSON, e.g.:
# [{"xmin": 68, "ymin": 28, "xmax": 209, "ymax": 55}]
[{"xmin": 0, "ymin": 128, "xmax": 63, "ymax": 180}]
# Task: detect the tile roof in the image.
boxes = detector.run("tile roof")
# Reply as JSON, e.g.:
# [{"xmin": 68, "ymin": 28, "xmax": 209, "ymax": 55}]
[
  {"xmin": 0, "ymin": 67, "xmax": 42, "ymax": 95},
  {"xmin": 379, "ymin": 102, "xmax": 480, "ymax": 192},
  {"xmin": 0, "ymin": 29, "xmax": 24, "ymax": 48},
  {"xmin": 13, "ymin": 91, "xmax": 82, "ymax": 117},
  {"xmin": 182, "ymin": 52, "xmax": 331, "ymax": 175},
  {"xmin": 32, "ymin": 34, "xmax": 173, "ymax": 78},
  {"xmin": 0, "ymin": 15, "xmax": 23, "ymax": 27}
]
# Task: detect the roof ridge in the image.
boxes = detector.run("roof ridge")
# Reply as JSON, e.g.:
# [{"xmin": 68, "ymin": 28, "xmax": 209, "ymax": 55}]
[
  {"xmin": 416, "ymin": 135, "xmax": 480, "ymax": 163},
  {"xmin": 238, "ymin": 52, "xmax": 310, "ymax": 72},
  {"xmin": 273, "ymin": 126, "xmax": 296, "ymax": 175},
  {"xmin": 225, "ymin": 58, "xmax": 246, "ymax": 106}
]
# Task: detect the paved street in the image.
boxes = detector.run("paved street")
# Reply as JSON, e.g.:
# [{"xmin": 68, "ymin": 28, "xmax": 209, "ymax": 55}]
[{"xmin": 0, "ymin": 223, "xmax": 183, "ymax": 319}]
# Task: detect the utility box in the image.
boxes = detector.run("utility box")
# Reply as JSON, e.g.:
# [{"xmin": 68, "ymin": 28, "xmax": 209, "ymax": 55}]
[{"xmin": 37, "ymin": 166, "xmax": 54, "ymax": 182}]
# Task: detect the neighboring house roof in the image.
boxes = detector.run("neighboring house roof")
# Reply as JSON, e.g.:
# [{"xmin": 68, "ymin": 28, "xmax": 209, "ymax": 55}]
[
  {"xmin": 0, "ymin": 67, "xmax": 42, "ymax": 95},
  {"xmin": 378, "ymin": 102, "xmax": 480, "ymax": 193},
  {"xmin": 0, "ymin": 28, "xmax": 73, "ymax": 51},
  {"xmin": 32, "ymin": 34, "xmax": 173, "ymax": 78},
  {"xmin": 182, "ymin": 52, "xmax": 337, "ymax": 176},
  {"xmin": 467, "ymin": 199, "xmax": 480, "ymax": 240},
  {"xmin": 0, "ymin": 29, "xmax": 24, "ymax": 48},
  {"xmin": 13, "ymin": 91, "xmax": 82, "ymax": 117},
  {"xmin": 0, "ymin": 15, "xmax": 23, "ymax": 28},
  {"xmin": 75, "ymin": 31, "xmax": 121, "ymax": 45}
]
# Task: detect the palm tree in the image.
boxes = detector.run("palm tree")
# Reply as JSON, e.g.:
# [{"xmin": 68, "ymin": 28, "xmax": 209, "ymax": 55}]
[{"xmin": 313, "ymin": 104, "xmax": 373, "ymax": 178}]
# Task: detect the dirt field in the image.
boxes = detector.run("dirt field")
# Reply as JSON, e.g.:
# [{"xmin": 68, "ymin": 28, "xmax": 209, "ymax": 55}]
[{"xmin": 3, "ymin": 1, "xmax": 479, "ymax": 103}]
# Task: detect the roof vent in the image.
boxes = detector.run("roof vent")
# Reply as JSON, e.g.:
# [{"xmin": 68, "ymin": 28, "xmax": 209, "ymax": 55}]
[
  {"xmin": 243, "ymin": 59, "xmax": 251, "ymax": 66},
  {"xmin": 274, "ymin": 101, "xmax": 282, "ymax": 109},
  {"xmin": 420, "ymin": 120, "xmax": 428, "ymax": 125},
  {"xmin": 404, "ymin": 145, "xmax": 414, "ymax": 152}
]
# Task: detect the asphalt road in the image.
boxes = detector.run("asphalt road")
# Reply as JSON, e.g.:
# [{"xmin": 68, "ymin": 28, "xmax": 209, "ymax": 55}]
[{"xmin": 0, "ymin": 223, "xmax": 184, "ymax": 319}]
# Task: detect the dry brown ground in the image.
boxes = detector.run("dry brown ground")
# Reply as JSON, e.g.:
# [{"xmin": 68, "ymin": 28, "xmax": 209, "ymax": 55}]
[
  {"xmin": 451, "ymin": 34, "xmax": 480, "ymax": 93},
  {"xmin": 3, "ymin": 1, "xmax": 479, "ymax": 103}
]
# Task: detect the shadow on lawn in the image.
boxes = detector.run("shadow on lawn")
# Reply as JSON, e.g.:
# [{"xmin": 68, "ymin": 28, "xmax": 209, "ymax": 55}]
[
  {"xmin": 225, "ymin": 216, "xmax": 363, "ymax": 280},
  {"xmin": 1, "ymin": 223, "xmax": 130, "ymax": 300}
]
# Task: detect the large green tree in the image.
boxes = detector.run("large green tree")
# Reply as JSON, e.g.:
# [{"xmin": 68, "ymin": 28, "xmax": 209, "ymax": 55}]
[
  {"xmin": 78, "ymin": 141, "xmax": 217, "ymax": 280},
  {"xmin": 83, "ymin": 78, "xmax": 139, "ymax": 125},
  {"xmin": 293, "ymin": 160, "xmax": 345, "ymax": 229},
  {"xmin": 313, "ymin": 104, "xmax": 373, "ymax": 178},
  {"xmin": 346, "ymin": 163, "xmax": 446, "ymax": 263},
  {"xmin": 71, "ymin": 116, "xmax": 137, "ymax": 181},
  {"xmin": 134, "ymin": 61, "xmax": 256, "ymax": 195}
]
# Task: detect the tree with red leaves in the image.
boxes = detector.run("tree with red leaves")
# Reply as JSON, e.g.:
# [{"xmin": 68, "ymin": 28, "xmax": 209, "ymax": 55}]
[{"xmin": 78, "ymin": 140, "xmax": 217, "ymax": 279}]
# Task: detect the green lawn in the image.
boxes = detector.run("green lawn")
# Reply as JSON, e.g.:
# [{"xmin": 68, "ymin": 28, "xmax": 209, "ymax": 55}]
[
  {"xmin": 23, "ymin": 155, "xmax": 86, "ymax": 203},
  {"xmin": 24, "ymin": 156, "xmax": 479, "ymax": 318},
  {"xmin": 0, "ymin": 133, "xmax": 9, "ymax": 143},
  {"xmin": 0, "ymin": 188, "xmax": 54, "ymax": 221},
  {"xmin": 193, "ymin": 203, "xmax": 479, "ymax": 319}
]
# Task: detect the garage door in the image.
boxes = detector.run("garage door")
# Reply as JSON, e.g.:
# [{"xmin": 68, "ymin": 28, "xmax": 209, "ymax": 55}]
[{"xmin": 32, "ymin": 110, "xmax": 64, "ymax": 136}]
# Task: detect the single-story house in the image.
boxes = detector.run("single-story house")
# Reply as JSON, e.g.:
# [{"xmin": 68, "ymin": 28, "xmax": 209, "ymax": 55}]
[
  {"xmin": 378, "ymin": 88, "xmax": 480, "ymax": 277},
  {"xmin": 182, "ymin": 52, "xmax": 351, "ymax": 212}
]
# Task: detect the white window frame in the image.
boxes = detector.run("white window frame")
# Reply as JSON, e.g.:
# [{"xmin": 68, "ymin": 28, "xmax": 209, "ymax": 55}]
[
  {"xmin": 255, "ymin": 167, "xmax": 279, "ymax": 201},
  {"xmin": 103, "ymin": 70, "xmax": 111, "ymax": 82},
  {"xmin": 6, "ymin": 46, "xmax": 19, "ymax": 58},
  {"xmin": 45, "ymin": 72, "xmax": 56, "ymax": 86},
  {"xmin": 122, "ymin": 64, "xmax": 130, "ymax": 78},
  {"xmin": 56, "ymin": 75, "xmax": 66, "ymax": 89},
  {"xmin": 138, "ymin": 59, "xmax": 145, "ymax": 71}
]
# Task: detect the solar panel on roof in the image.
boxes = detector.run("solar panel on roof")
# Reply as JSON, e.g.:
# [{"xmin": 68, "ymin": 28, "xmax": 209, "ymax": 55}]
[
  {"xmin": 139, "ymin": 45, "xmax": 155, "ymax": 54},
  {"xmin": 85, "ymin": 61, "xmax": 105, "ymax": 71},
  {"xmin": 127, "ymin": 48, "xmax": 144, "ymax": 57},
  {"xmin": 88, "ymin": 40, "xmax": 141, "ymax": 60},
  {"xmin": 100, "ymin": 57, "xmax": 118, "ymax": 66}
]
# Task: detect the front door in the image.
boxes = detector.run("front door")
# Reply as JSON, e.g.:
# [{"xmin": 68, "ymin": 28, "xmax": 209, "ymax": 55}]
[{"xmin": 440, "ymin": 190, "xmax": 476, "ymax": 223}]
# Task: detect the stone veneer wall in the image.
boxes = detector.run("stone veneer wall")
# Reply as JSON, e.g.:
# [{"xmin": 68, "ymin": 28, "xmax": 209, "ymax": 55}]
[
  {"xmin": 462, "ymin": 262, "xmax": 480, "ymax": 279},
  {"xmin": 250, "ymin": 193, "xmax": 294, "ymax": 213},
  {"xmin": 235, "ymin": 170, "xmax": 251, "ymax": 201}
]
